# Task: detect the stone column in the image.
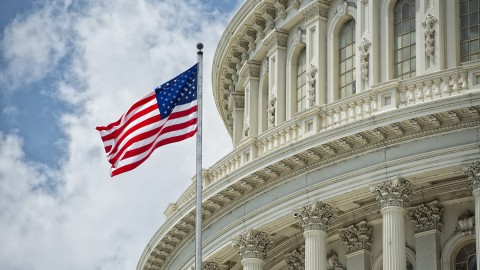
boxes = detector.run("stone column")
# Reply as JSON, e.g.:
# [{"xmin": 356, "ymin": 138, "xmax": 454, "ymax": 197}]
[
  {"xmin": 294, "ymin": 201, "xmax": 336, "ymax": 270},
  {"xmin": 339, "ymin": 220, "xmax": 372, "ymax": 270},
  {"xmin": 284, "ymin": 245, "xmax": 305, "ymax": 270},
  {"xmin": 408, "ymin": 200, "xmax": 443, "ymax": 270},
  {"xmin": 264, "ymin": 30, "xmax": 288, "ymax": 126},
  {"xmin": 301, "ymin": 0, "xmax": 330, "ymax": 105},
  {"xmin": 229, "ymin": 92, "xmax": 245, "ymax": 145},
  {"xmin": 232, "ymin": 229, "xmax": 274, "ymax": 270},
  {"xmin": 371, "ymin": 177, "xmax": 413, "ymax": 270},
  {"xmin": 240, "ymin": 61, "xmax": 260, "ymax": 138},
  {"xmin": 463, "ymin": 161, "xmax": 480, "ymax": 270}
]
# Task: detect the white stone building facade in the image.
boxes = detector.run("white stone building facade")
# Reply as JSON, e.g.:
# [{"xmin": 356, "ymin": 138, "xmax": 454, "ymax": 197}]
[{"xmin": 138, "ymin": 0, "xmax": 480, "ymax": 269}]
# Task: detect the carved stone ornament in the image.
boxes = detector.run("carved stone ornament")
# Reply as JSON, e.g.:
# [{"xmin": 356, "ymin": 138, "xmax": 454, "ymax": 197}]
[
  {"xmin": 293, "ymin": 201, "xmax": 337, "ymax": 232},
  {"xmin": 408, "ymin": 201, "xmax": 443, "ymax": 233},
  {"xmin": 261, "ymin": 58, "xmax": 269, "ymax": 75},
  {"xmin": 262, "ymin": 6, "xmax": 276, "ymax": 32},
  {"xmin": 457, "ymin": 210, "xmax": 475, "ymax": 236},
  {"xmin": 243, "ymin": 123, "xmax": 249, "ymax": 137},
  {"xmin": 327, "ymin": 250, "xmax": 344, "ymax": 270},
  {"xmin": 358, "ymin": 37, "xmax": 371, "ymax": 80},
  {"xmin": 284, "ymin": 245, "xmax": 305, "ymax": 270},
  {"xmin": 274, "ymin": 0, "xmax": 288, "ymax": 20},
  {"xmin": 339, "ymin": 221, "xmax": 373, "ymax": 253},
  {"xmin": 463, "ymin": 160, "xmax": 480, "ymax": 191},
  {"xmin": 422, "ymin": 14, "xmax": 437, "ymax": 57},
  {"xmin": 307, "ymin": 64, "xmax": 318, "ymax": 107},
  {"xmin": 293, "ymin": 27, "xmax": 306, "ymax": 45},
  {"xmin": 268, "ymin": 94, "xmax": 276, "ymax": 127},
  {"xmin": 370, "ymin": 177, "xmax": 413, "ymax": 209},
  {"xmin": 232, "ymin": 229, "xmax": 275, "ymax": 260},
  {"xmin": 202, "ymin": 262, "xmax": 227, "ymax": 270},
  {"xmin": 291, "ymin": 0, "xmax": 301, "ymax": 10},
  {"xmin": 301, "ymin": 1, "xmax": 330, "ymax": 23}
]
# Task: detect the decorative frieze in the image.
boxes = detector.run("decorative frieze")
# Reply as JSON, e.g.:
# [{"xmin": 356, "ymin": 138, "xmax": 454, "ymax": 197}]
[
  {"xmin": 232, "ymin": 229, "xmax": 275, "ymax": 260},
  {"xmin": 370, "ymin": 177, "xmax": 413, "ymax": 208},
  {"xmin": 422, "ymin": 14, "xmax": 437, "ymax": 57},
  {"xmin": 358, "ymin": 37, "xmax": 371, "ymax": 80},
  {"xmin": 463, "ymin": 160, "xmax": 480, "ymax": 191},
  {"xmin": 293, "ymin": 201, "xmax": 337, "ymax": 232},
  {"xmin": 339, "ymin": 221, "xmax": 373, "ymax": 253},
  {"xmin": 284, "ymin": 245, "xmax": 305, "ymax": 270},
  {"xmin": 457, "ymin": 210, "xmax": 475, "ymax": 236},
  {"xmin": 408, "ymin": 201, "xmax": 443, "ymax": 233}
]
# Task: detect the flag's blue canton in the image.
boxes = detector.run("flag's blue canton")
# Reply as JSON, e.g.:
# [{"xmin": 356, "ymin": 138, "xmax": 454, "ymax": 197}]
[{"xmin": 155, "ymin": 64, "xmax": 198, "ymax": 119}]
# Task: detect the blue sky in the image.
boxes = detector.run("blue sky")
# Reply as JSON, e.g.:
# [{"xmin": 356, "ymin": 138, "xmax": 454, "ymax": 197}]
[{"xmin": 0, "ymin": 0, "xmax": 238, "ymax": 269}]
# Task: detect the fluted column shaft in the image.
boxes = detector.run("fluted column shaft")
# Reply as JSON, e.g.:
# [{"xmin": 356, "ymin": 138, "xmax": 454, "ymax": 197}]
[
  {"xmin": 304, "ymin": 230, "xmax": 327, "ymax": 270},
  {"xmin": 241, "ymin": 258, "xmax": 264, "ymax": 270},
  {"xmin": 381, "ymin": 206, "xmax": 406, "ymax": 270}
]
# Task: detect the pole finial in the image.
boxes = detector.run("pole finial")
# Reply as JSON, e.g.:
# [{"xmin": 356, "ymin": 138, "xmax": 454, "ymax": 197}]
[{"xmin": 197, "ymin": 43, "xmax": 204, "ymax": 53}]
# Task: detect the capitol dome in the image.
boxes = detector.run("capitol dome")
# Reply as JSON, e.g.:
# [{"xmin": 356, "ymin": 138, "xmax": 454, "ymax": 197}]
[{"xmin": 138, "ymin": 0, "xmax": 480, "ymax": 269}]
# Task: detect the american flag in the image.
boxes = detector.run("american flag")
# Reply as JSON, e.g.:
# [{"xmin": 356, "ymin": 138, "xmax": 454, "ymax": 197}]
[{"xmin": 96, "ymin": 64, "xmax": 198, "ymax": 176}]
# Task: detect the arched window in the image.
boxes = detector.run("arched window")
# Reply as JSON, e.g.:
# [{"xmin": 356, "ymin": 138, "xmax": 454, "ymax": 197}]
[
  {"xmin": 454, "ymin": 242, "xmax": 477, "ymax": 269},
  {"xmin": 339, "ymin": 19, "xmax": 356, "ymax": 99},
  {"xmin": 460, "ymin": 0, "xmax": 480, "ymax": 62},
  {"xmin": 393, "ymin": 0, "xmax": 416, "ymax": 79},
  {"xmin": 296, "ymin": 48, "xmax": 307, "ymax": 112}
]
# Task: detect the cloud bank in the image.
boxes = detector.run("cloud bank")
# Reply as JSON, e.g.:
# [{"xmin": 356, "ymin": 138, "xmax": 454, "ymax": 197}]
[{"xmin": 0, "ymin": 0, "xmax": 235, "ymax": 269}]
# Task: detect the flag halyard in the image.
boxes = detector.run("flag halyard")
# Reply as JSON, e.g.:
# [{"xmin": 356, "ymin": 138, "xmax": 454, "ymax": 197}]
[{"xmin": 96, "ymin": 64, "xmax": 198, "ymax": 176}]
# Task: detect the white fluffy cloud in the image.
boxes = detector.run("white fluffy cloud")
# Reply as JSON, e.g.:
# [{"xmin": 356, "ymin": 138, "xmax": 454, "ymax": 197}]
[{"xmin": 0, "ymin": 0, "xmax": 236, "ymax": 269}]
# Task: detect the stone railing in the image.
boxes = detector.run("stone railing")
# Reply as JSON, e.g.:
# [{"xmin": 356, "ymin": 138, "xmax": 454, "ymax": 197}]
[{"xmin": 166, "ymin": 66, "xmax": 472, "ymax": 218}]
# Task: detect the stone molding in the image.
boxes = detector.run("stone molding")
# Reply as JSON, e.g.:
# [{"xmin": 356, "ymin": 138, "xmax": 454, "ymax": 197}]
[
  {"xmin": 293, "ymin": 201, "xmax": 336, "ymax": 232},
  {"xmin": 232, "ymin": 229, "xmax": 274, "ymax": 260},
  {"xmin": 370, "ymin": 177, "xmax": 413, "ymax": 209},
  {"xmin": 339, "ymin": 220, "xmax": 373, "ymax": 253},
  {"xmin": 408, "ymin": 200, "xmax": 443, "ymax": 234},
  {"xmin": 284, "ymin": 245, "xmax": 305, "ymax": 270},
  {"xmin": 463, "ymin": 160, "xmax": 480, "ymax": 191}
]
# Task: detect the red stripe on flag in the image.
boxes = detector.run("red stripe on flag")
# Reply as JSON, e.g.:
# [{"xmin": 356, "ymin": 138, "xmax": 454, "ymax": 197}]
[{"xmin": 110, "ymin": 129, "xmax": 197, "ymax": 176}]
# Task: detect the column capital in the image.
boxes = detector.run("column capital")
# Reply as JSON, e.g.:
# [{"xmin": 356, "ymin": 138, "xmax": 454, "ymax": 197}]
[
  {"xmin": 370, "ymin": 177, "xmax": 413, "ymax": 209},
  {"xmin": 239, "ymin": 60, "xmax": 261, "ymax": 81},
  {"xmin": 232, "ymin": 229, "xmax": 274, "ymax": 260},
  {"xmin": 463, "ymin": 161, "xmax": 480, "ymax": 191},
  {"xmin": 293, "ymin": 201, "xmax": 337, "ymax": 232},
  {"xmin": 339, "ymin": 221, "xmax": 373, "ymax": 254},
  {"xmin": 284, "ymin": 245, "xmax": 305, "ymax": 270},
  {"xmin": 301, "ymin": 0, "xmax": 331, "ymax": 23},
  {"xmin": 228, "ymin": 92, "xmax": 245, "ymax": 110},
  {"xmin": 408, "ymin": 200, "xmax": 443, "ymax": 234}
]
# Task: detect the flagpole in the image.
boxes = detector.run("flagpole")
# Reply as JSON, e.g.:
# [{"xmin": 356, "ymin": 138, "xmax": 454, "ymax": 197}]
[{"xmin": 195, "ymin": 42, "xmax": 204, "ymax": 270}]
